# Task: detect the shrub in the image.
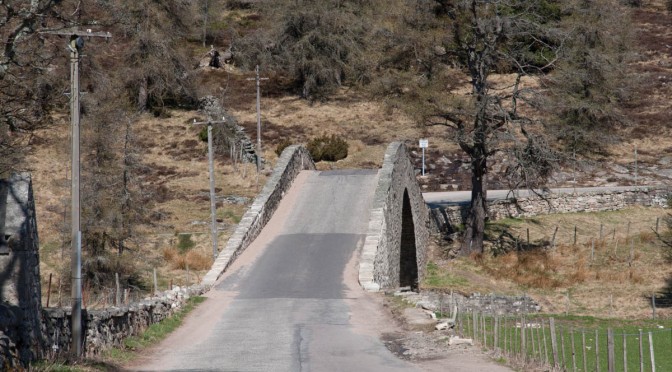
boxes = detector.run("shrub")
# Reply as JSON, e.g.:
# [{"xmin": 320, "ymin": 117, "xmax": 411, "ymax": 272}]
[
  {"xmin": 307, "ymin": 134, "xmax": 349, "ymax": 162},
  {"xmin": 177, "ymin": 234, "xmax": 195, "ymax": 253},
  {"xmin": 275, "ymin": 139, "xmax": 293, "ymax": 156},
  {"xmin": 667, "ymin": 0, "xmax": 672, "ymax": 12}
]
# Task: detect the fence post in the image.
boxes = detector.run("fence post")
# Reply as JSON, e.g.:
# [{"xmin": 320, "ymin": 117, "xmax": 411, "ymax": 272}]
[
  {"xmin": 624, "ymin": 332, "xmax": 628, "ymax": 372},
  {"xmin": 153, "ymin": 267, "xmax": 158, "ymax": 295},
  {"xmin": 46, "ymin": 273, "xmax": 53, "ymax": 308},
  {"xmin": 550, "ymin": 317, "xmax": 559, "ymax": 368},
  {"xmin": 574, "ymin": 226, "xmax": 577, "ymax": 245},
  {"xmin": 608, "ymin": 328, "xmax": 615, "ymax": 372},
  {"xmin": 652, "ymin": 294, "xmax": 656, "ymax": 320},
  {"xmin": 542, "ymin": 319, "xmax": 549, "ymax": 366},
  {"xmin": 648, "ymin": 332, "xmax": 655, "ymax": 372},
  {"xmin": 596, "ymin": 329, "xmax": 600, "ymax": 372},
  {"xmin": 494, "ymin": 316, "xmax": 499, "ymax": 352},
  {"xmin": 531, "ymin": 319, "xmax": 537, "ymax": 359},
  {"xmin": 473, "ymin": 311, "xmax": 478, "ymax": 341},
  {"xmin": 639, "ymin": 329, "xmax": 644, "ymax": 372},
  {"xmin": 582, "ymin": 330, "xmax": 588, "ymax": 372},
  {"xmin": 561, "ymin": 327, "xmax": 567, "ymax": 369},
  {"xmin": 571, "ymin": 328, "xmax": 577, "ymax": 372},
  {"xmin": 551, "ymin": 226, "xmax": 559, "ymax": 248},
  {"xmin": 115, "ymin": 272, "xmax": 120, "ymax": 307},
  {"xmin": 521, "ymin": 316, "xmax": 527, "ymax": 363},
  {"xmin": 600, "ymin": 223, "xmax": 604, "ymax": 241},
  {"xmin": 536, "ymin": 322, "xmax": 543, "ymax": 364},
  {"xmin": 656, "ymin": 217, "xmax": 660, "ymax": 234}
]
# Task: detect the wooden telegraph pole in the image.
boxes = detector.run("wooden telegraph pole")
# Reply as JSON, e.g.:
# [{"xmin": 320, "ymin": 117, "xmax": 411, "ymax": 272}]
[
  {"xmin": 246, "ymin": 65, "xmax": 268, "ymax": 172},
  {"xmin": 41, "ymin": 28, "xmax": 111, "ymax": 358},
  {"xmin": 193, "ymin": 118, "xmax": 227, "ymax": 261}
]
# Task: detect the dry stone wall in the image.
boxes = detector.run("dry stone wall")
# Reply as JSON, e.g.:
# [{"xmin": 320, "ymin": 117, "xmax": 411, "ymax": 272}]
[
  {"xmin": 202, "ymin": 145, "xmax": 315, "ymax": 285},
  {"xmin": 41, "ymin": 285, "xmax": 208, "ymax": 358},
  {"xmin": 359, "ymin": 143, "xmax": 431, "ymax": 291},
  {"xmin": 430, "ymin": 188, "xmax": 671, "ymax": 233}
]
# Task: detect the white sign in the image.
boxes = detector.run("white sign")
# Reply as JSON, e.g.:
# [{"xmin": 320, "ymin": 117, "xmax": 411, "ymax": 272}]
[{"xmin": 419, "ymin": 139, "xmax": 428, "ymax": 148}]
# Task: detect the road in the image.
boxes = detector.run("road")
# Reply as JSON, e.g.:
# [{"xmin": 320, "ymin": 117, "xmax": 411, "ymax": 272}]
[
  {"xmin": 423, "ymin": 186, "xmax": 651, "ymax": 207},
  {"xmin": 134, "ymin": 170, "xmax": 510, "ymax": 372}
]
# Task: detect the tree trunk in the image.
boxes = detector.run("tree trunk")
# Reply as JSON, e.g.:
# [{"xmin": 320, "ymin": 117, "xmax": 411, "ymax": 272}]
[
  {"xmin": 137, "ymin": 77, "xmax": 148, "ymax": 112},
  {"xmin": 461, "ymin": 155, "xmax": 487, "ymax": 255}
]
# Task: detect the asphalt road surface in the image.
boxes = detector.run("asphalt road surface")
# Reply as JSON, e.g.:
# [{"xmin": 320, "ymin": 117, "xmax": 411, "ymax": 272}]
[
  {"xmin": 423, "ymin": 186, "xmax": 652, "ymax": 207},
  {"xmin": 135, "ymin": 170, "xmax": 420, "ymax": 371}
]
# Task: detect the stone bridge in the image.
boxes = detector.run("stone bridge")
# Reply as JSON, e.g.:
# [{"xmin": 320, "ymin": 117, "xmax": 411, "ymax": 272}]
[{"xmin": 202, "ymin": 141, "xmax": 431, "ymax": 292}]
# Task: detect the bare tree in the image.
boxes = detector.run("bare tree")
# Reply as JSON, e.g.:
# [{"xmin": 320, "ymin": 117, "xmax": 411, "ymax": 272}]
[{"xmin": 0, "ymin": 0, "xmax": 67, "ymax": 176}]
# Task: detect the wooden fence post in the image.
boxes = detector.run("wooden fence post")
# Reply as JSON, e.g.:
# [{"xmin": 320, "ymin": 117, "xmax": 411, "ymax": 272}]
[
  {"xmin": 521, "ymin": 316, "xmax": 527, "ymax": 362},
  {"xmin": 652, "ymin": 294, "xmax": 656, "ymax": 320},
  {"xmin": 608, "ymin": 328, "xmax": 615, "ymax": 372},
  {"xmin": 551, "ymin": 226, "xmax": 559, "ymax": 248},
  {"xmin": 473, "ymin": 311, "xmax": 478, "ymax": 341},
  {"xmin": 46, "ymin": 273, "xmax": 52, "ymax": 308},
  {"xmin": 115, "ymin": 272, "xmax": 120, "ymax": 307},
  {"xmin": 541, "ymin": 319, "xmax": 548, "ymax": 364},
  {"xmin": 550, "ymin": 317, "xmax": 559, "ymax": 367},
  {"xmin": 561, "ymin": 327, "xmax": 567, "ymax": 369},
  {"xmin": 494, "ymin": 316, "xmax": 499, "ymax": 352},
  {"xmin": 153, "ymin": 267, "xmax": 158, "ymax": 295},
  {"xmin": 639, "ymin": 329, "xmax": 644, "ymax": 372},
  {"xmin": 648, "ymin": 332, "xmax": 655, "ymax": 372},
  {"xmin": 571, "ymin": 328, "xmax": 577, "ymax": 372},
  {"xmin": 624, "ymin": 332, "xmax": 628, "ymax": 372},
  {"xmin": 596, "ymin": 329, "xmax": 601, "ymax": 372},
  {"xmin": 582, "ymin": 330, "xmax": 588, "ymax": 372},
  {"xmin": 536, "ymin": 323, "xmax": 543, "ymax": 364}
]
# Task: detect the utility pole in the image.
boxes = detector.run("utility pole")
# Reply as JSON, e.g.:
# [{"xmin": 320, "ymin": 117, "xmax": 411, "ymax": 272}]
[
  {"xmin": 246, "ymin": 65, "xmax": 268, "ymax": 172},
  {"xmin": 202, "ymin": 0, "xmax": 209, "ymax": 47},
  {"xmin": 41, "ymin": 28, "xmax": 111, "ymax": 358},
  {"xmin": 193, "ymin": 118, "xmax": 226, "ymax": 261}
]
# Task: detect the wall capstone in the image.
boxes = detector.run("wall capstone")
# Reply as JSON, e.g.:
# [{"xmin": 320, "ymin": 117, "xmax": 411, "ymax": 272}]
[
  {"xmin": 359, "ymin": 143, "xmax": 430, "ymax": 291},
  {"xmin": 202, "ymin": 145, "xmax": 315, "ymax": 285}
]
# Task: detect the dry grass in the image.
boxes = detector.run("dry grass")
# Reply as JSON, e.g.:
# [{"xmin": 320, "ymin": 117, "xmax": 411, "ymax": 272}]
[{"xmin": 430, "ymin": 207, "xmax": 672, "ymax": 319}]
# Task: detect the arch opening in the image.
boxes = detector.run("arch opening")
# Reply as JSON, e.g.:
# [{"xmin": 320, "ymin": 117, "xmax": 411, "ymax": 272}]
[{"xmin": 399, "ymin": 189, "xmax": 418, "ymax": 289}]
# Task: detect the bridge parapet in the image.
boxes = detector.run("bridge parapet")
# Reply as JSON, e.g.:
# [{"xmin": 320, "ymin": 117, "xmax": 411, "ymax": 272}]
[
  {"xmin": 202, "ymin": 145, "xmax": 315, "ymax": 286},
  {"xmin": 359, "ymin": 142, "xmax": 430, "ymax": 291}
]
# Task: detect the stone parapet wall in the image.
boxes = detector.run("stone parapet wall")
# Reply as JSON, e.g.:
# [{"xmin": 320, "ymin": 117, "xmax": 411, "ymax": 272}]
[
  {"xmin": 202, "ymin": 145, "xmax": 315, "ymax": 285},
  {"xmin": 41, "ymin": 285, "xmax": 208, "ymax": 358},
  {"xmin": 430, "ymin": 188, "xmax": 671, "ymax": 233},
  {"xmin": 360, "ymin": 143, "xmax": 430, "ymax": 291}
]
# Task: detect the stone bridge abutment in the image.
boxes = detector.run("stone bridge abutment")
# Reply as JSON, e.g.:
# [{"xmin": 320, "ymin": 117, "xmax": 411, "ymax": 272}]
[{"xmin": 359, "ymin": 142, "xmax": 430, "ymax": 292}]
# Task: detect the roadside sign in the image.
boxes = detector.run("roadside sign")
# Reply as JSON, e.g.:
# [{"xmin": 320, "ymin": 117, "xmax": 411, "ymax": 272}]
[{"xmin": 419, "ymin": 139, "xmax": 428, "ymax": 148}]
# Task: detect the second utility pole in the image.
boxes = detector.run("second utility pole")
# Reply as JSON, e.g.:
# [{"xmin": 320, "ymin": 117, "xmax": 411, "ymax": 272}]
[
  {"xmin": 247, "ymin": 65, "xmax": 268, "ymax": 172},
  {"xmin": 193, "ymin": 118, "xmax": 226, "ymax": 261}
]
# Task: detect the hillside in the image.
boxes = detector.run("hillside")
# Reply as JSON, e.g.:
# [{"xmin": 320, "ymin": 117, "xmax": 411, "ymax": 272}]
[{"xmin": 20, "ymin": 1, "xmax": 672, "ymax": 310}]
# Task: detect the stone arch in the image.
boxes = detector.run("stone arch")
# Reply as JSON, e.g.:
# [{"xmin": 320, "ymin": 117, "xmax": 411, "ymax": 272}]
[
  {"xmin": 359, "ymin": 142, "xmax": 430, "ymax": 292},
  {"xmin": 399, "ymin": 188, "xmax": 418, "ymax": 288}
]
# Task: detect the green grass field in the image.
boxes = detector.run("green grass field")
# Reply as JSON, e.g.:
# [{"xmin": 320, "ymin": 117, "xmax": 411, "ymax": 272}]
[{"xmin": 458, "ymin": 312, "xmax": 672, "ymax": 371}]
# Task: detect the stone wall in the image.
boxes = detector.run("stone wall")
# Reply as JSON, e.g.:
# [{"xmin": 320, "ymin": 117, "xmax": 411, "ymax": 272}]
[
  {"xmin": 396, "ymin": 290, "xmax": 541, "ymax": 316},
  {"xmin": 359, "ymin": 143, "xmax": 431, "ymax": 291},
  {"xmin": 202, "ymin": 145, "xmax": 315, "ymax": 285},
  {"xmin": 40, "ymin": 285, "xmax": 208, "ymax": 358},
  {"xmin": 0, "ymin": 174, "xmax": 42, "ymax": 368},
  {"xmin": 430, "ymin": 187, "xmax": 671, "ymax": 234}
]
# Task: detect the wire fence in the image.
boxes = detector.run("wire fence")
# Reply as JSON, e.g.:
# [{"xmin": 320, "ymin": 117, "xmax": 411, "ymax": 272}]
[{"xmin": 454, "ymin": 309, "xmax": 672, "ymax": 372}]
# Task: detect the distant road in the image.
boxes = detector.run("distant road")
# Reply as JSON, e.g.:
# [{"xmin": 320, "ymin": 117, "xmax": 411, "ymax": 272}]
[{"xmin": 423, "ymin": 186, "xmax": 652, "ymax": 207}]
